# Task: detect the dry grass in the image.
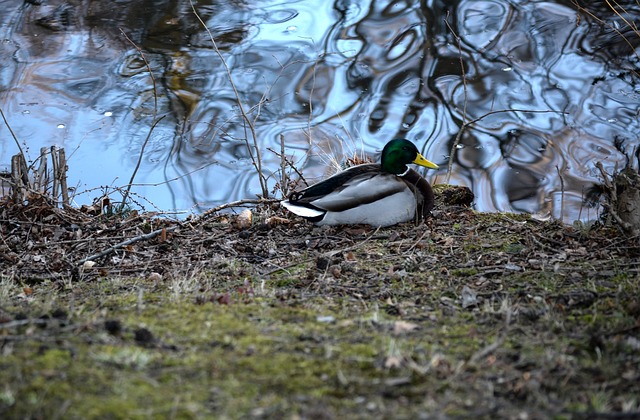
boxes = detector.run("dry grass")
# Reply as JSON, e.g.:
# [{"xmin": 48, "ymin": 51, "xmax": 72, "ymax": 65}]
[{"xmin": 1, "ymin": 193, "xmax": 639, "ymax": 417}]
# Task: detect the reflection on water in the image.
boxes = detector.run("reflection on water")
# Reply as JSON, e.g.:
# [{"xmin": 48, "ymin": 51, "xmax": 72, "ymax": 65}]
[{"xmin": 1, "ymin": 0, "xmax": 638, "ymax": 221}]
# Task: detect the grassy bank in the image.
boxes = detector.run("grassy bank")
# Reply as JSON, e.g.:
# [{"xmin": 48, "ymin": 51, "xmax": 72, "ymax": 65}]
[{"xmin": 1, "ymin": 198, "xmax": 639, "ymax": 418}]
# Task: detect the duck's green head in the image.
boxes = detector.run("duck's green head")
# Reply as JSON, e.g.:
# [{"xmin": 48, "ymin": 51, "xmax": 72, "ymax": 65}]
[{"xmin": 380, "ymin": 139, "xmax": 439, "ymax": 174}]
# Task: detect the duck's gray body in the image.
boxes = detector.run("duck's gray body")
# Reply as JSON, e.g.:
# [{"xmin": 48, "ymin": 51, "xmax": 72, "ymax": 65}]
[{"xmin": 281, "ymin": 164, "xmax": 434, "ymax": 227}]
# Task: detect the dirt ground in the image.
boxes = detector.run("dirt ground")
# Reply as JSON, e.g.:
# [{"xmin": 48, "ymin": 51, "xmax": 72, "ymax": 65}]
[{"xmin": 1, "ymin": 188, "xmax": 639, "ymax": 419}]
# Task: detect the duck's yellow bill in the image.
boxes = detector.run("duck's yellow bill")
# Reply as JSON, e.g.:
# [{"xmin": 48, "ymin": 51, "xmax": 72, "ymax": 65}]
[{"xmin": 413, "ymin": 153, "xmax": 439, "ymax": 169}]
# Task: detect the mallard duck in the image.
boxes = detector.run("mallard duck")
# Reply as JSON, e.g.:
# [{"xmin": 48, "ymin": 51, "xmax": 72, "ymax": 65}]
[{"xmin": 281, "ymin": 138, "xmax": 439, "ymax": 227}]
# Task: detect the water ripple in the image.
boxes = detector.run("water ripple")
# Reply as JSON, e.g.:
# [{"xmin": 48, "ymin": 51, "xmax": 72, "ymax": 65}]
[{"xmin": 0, "ymin": 0, "xmax": 638, "ymax": 223}]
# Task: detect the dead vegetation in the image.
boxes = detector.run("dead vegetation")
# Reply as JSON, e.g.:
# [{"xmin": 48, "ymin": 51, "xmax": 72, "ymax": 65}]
[
  {"xmin": 594, "ymin": 142, "xmax": 640, "ymax": 236},
  {"xmin": 1, "ymin": 180, "xmax": 639, "ymax": 417}
]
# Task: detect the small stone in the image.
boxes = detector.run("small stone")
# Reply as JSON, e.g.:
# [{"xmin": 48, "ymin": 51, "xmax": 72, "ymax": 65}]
[
  {"xmin": 82, "ymin": 261, "xmax": 96, "ymax": 270},
  {"xmin": 236, "ymin": 209, "xmax": 252, "ymax": 229},
  {"xmin": 147, "ymin": 272, "xmax": 162, "ymax": 282}
]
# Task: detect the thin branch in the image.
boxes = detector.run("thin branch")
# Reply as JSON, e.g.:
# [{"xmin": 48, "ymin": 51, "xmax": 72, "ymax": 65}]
[
  {"xmin": 443, "ymin": 13, "xmax": 570, "ymax": 186},
  {"xmin": 278, "ymin": 133, "xmax": 288, "ymax": 198},
  {"xmin": 119, "ymin": 29, "xmax": 158, "ymax": 115},
  {"xmin": 78, "ymin": 225, "xmax": 180, "ymax": 265},
  {"xmin": 607, "ymin": 0, "xmax": 640, "ymax": 36},
  {"xmin": 571, "ymin": 0, "xmax": 640, "ymax": 71},
  {"xmin": 195, "ymin": 198, "xmax": 278, "ymax": 223},
  {"xmin": 0, "ymin": 108, "xmax": 27, "ymax": 161},
  {"xmin": 307, "ymin": 49, "xmax": 318, "ymax": 140},
  {"xmin": 120, "ymin": 115, "xmax": 166, "ymax": 210},
  {"xmin": 118, "ymin": 29, "xmax": 163, "ymax": 212},
  {"xmin": 58, "ymin": 147, "xmax": 69, "ymax": 206},
  {"xmin": 34, "ymin": 147, "xmax": 48, "ymax": 194},
  {"xmin": 189, "ymin": 1, "xmax": 269, "ymax": 198},
  {"xmin": 267, "ymin": 145, "xmax": 308, "ymax": 191},
  {"xmin": 556, "ymin": 165, "xmax": 565, "ymax": 221},
  {"xmin": 444, "ymin": 12, "xmax": 469, "ymax": 184},
  {"xmin": 51, "ymin": 146, "xmax": 60, "ymax": 203}
]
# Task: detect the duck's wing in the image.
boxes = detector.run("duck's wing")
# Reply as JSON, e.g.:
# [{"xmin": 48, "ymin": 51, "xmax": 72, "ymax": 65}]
[
  {"xmin": 309, "ymin": 173, "xmax": 409, "ymax": 212},
  {"xmin": 283, "ymin": 164, "xmax": 409, "ymax": 215},
  {"xmin": 289, "ymin": 164, "xmax": 380, "ymax": 202}
]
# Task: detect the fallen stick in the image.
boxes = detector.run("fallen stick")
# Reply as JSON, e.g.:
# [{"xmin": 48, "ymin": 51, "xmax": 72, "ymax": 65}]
[
  {"xmin": 77, "ymin": 225, "xmax": 179, "ymax": 265},
  {"xmin": 195, "ymin": 198, "xmax": 277, "ymax": 223}
]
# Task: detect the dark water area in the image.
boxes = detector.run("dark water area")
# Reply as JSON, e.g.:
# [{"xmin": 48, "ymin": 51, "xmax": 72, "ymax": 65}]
[{"xmin": 1, "ymin": 0, "xmax": 638, "ymax": 221}]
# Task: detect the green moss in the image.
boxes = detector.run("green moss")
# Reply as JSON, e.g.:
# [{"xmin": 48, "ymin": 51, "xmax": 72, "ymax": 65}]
[{"xmin": 450, "ymin": 268, "xmax": 479, "ymax": 277}]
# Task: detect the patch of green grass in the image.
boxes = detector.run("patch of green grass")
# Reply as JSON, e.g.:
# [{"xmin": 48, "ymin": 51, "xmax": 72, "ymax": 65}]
[{"xmin": 450, "ymin": 267, "xmax": 479, "ymax": 276}]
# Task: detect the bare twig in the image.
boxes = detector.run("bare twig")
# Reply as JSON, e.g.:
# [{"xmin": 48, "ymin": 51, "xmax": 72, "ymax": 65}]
[
  {"xmin": 278, "ymin": 133, "xmax": 289, "ymax": 198},
  {"xmin": 78, "ymin": 225, "xmax": 180, "ymax": 265},
  {"xmin": 443, "ymin": 13, "xmax": 570, "ymax": 185},
  {"xmin": 556, "ymin": 165, "xmax": 565, "ymax": 220},
  {"xmin": 57, "ymin": 147, "xmax": 69, "ymax": 206},
  {"xmin": 119, "ymin": 29, "xmax": 158, "ymax": 114},
  {"xmin": 267, "ymin": 135, "xmax": 308, "ymax": 196},
  {"xmin": 571, "ymin": 1, "xmax": 640, "ymax": 73},
  {"xmin": 606, "ymin": 0, "xmax": 640, "ymax": 37},
  {"xmin": 120, "ymin": 115, "xmax": 166, "ymax": 211},
  {"xmin": 306, "ymin": 51, "xmax": 318, "ymax": 141},
  {"xmin": 34, "ymin": 147, "xmax": 48, "ymax": 194},
  {"xmin": 0, "ymin": 108, "xmax": 27, "ymax": 161},
  {"xmin": 73, "ymin": 185, "xmax": 164, "ymax": 215},
  {"xmin": 10, "ymin": 154, "xmax": 27, "ymax": 202},
  {"xmin": 444, "ymin": 12, "xmax": 469, "ymax": 183},
  {"xmin": 118, "ymin": 30, "xmax": 163, "ymax": 212},
  {"xmin": 189, "ymin": 1, "xmax": 269, "ymax": 198},
  {"xmin": 195, "ymin": 198, "xmax": 278, "ymax": 223},
  {"xmin": 51, "ymin": 146, "xmax": 60, "ymax": 203}
]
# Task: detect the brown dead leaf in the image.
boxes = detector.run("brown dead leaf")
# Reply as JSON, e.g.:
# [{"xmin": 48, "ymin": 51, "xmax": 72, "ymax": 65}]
[
  {"xmin": 265, "ymin": 216, "xmax": 290, "ymax": 226},
  {"xmin": 160, "ymin": 227, "xmax": 167, "ymax": 242},
  {"xmin": 344, "ymin": 251, "xmax": 357, "ymax": 261},
  {"xmin": 344, "ymin": 227, "xmax": 368, "ymax": 235}
]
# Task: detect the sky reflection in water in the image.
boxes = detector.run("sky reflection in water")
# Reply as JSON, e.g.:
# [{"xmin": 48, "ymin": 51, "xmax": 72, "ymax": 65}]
[{"xmin": 0, "ymin": 0, "xmax": 638, "ymax": 222}]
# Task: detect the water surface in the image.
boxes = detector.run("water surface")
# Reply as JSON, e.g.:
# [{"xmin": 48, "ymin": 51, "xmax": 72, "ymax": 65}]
[{"xmin": 1, "ymin": 0, "xmax": 638, "ymax": 221}]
